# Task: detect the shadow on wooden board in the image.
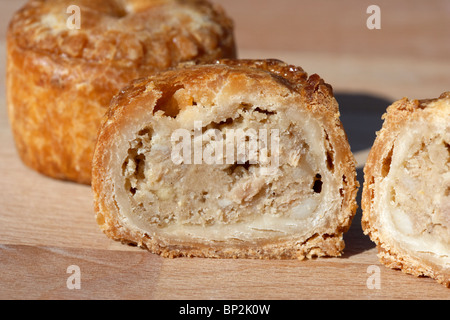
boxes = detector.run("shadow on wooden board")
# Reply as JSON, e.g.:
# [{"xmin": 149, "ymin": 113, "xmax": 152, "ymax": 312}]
[
  {"xmin": 334, "ymin": 92, "xmax": 393, "ymax": 257},
  {"xmin": 336, "ymin": 92, "xmax": 393, "ymax": 153}
]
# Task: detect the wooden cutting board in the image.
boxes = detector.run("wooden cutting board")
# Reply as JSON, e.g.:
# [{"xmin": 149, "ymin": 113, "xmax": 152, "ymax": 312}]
[{"xmin": 0, "ymin": 0, "xmax": 449, "ymax": 300}]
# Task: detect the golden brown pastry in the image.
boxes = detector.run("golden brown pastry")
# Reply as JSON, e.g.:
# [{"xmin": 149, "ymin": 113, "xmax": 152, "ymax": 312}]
[
  {"xmin": 7, "ymin": 0, "xmax": 236, "ymax": 184},
  {"xmin": 92, "ymin": 59, "xmax": 359, "ymax": 259},
  {"xmin": 362, "ymin": 92, "xmax": 450, "ymax": 287}
]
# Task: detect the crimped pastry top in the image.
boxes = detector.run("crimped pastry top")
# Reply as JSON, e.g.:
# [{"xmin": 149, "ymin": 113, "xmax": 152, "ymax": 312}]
[
  {"xmin": 105, "ymin": 59, "xmax": 339, "ymax": 123},
  {"xmin": 382, "ymin": 91, "xmax": 450, "ymax": 125},
  {"xmin": 8, "ymin": 0, "xmax": 235, "ymax": 68}
]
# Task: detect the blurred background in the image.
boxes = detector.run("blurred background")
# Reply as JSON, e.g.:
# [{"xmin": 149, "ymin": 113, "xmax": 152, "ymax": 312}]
[{"xmin": 213, "ymin": 0, "xmax": 450, "ymax": 60}]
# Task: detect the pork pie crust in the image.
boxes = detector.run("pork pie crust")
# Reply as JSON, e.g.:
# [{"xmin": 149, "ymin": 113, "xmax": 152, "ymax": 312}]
[
  {"xmin": 92, "ymin": 59, "xmax": 359, "ymax": 259},
  {"xmin": 362, "ymin": 92, "xmax": 450, "ymax": 287}
]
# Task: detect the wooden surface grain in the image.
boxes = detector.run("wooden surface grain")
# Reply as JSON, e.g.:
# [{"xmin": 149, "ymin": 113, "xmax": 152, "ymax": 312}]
[{"xmin": 0, "ymin": 0, "xmax": 449, "ymax": 300}]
